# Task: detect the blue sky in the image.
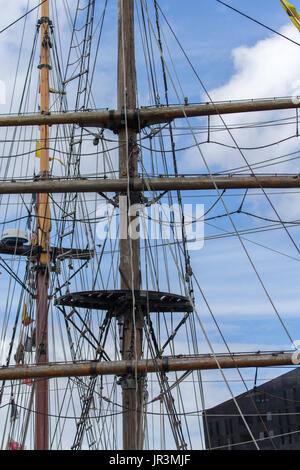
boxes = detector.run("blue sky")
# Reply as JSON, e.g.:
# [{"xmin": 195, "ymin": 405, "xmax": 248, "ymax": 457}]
[
  {"xmin": 0, "ymin": 1, "xmax": 298, "ymax": 104},
  {"xmin": 150, "ymin": 0, "xmax": 298, "ymax": 90}
]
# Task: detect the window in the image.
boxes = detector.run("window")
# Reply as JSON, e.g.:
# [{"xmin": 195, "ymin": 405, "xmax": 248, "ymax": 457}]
[
  {"xmin": 225, "ymin": 419, "xmax": 229, "ymax": 434},
  {"xmin": 255, "ymin": 393, "xmax": 262, "ymax": 403},
  {"xmin": 280, "ymin": 429, "xmax": 285, "ymax": 445},
  {"xmin": 255, "ymin": 393, "xmax": 270, "ymax": 403}
]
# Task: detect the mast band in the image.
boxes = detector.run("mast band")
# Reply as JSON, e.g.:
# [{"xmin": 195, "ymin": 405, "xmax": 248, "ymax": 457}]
[
  {"xmin": 90, "ymin": 362, "xmax": 98, "ymax": 377},
  {"xmin": 162, "ymin": 358, "xmax": 169, "ymax": 372},
  {"xmin": 38, "ymin": 64, "xmax": 52, "ymax": 70},
  {"xmin": 38, "ymin": 17, "xmax": 53, "ymax": 26}
]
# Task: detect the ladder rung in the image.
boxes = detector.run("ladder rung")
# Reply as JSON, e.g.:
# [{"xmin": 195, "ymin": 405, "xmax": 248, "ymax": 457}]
[
  {"xmin": 76, "ymin": 419, "xmax": 85, "ymax": 426},
  {"xmin": 59, "ymin": 231, "xmax": 74, "ymax": 239},
  {"xmin": 63, "ymin": 70, "xmax": 88, "ymax": 85},
  {"xmin": 66, "ymin": 309, "xmax": 76, "ymax": 320},
  {"xmin": 70, "ymin": 140, "xmax": 82, "ymax": 146},
  {"xmin": 62, "ymin": 211, "xmax": 76, "ymax": 219},
  {"xmin": 70, "ymin": 442, "xmax": 80, "ymax": 450}
]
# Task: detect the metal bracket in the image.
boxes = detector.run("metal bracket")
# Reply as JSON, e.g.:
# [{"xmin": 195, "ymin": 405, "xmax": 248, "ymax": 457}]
[
  {"xmin": 38, "ymin": 17, "xmax": 53, "ymax": 26},
  {"xmin": 118, "ymin": 374, "xmax": 144, "ymax": 390},
  {"xmin": 38, "ymin": 64, "xmax": 52, "ymax": 70}
]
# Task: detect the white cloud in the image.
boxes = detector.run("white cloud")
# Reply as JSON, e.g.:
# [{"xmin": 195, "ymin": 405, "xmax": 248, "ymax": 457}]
[
  {"xmin": 209, "ymin": 24, "xmax": 300, "ymax": 102},
  {"xmin": 178, "ymin": 23, "xmax": 300, "ymax": 223},
  {"xmin": 179, "ymin": 23, "xmax": 300, "ymax": 165}
]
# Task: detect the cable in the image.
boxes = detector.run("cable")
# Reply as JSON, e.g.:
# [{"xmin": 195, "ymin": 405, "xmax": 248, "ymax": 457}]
[
  {"xmin": 0, "ymin": 0, "xmax": 48, "ymax": 35},
  {"xmin": 211, "ymin": 428, "xmax": 300, "ymax": 451},
  {"xmin": 215, "ymin": 0, "xmax": 300, "ymax": 48},
  {"xmin": 153, "ymin": 2, "xmax": 300, "ymax": 345}
]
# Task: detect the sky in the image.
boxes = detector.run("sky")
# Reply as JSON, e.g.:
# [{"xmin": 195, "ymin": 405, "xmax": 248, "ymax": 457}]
[{"xmin": 0, "ymin": 0, "xmax": 300, "ymax": 450}]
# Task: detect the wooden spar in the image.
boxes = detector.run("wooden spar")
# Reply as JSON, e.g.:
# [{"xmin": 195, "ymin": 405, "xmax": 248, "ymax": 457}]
[
  {"xmin": 0, "ymin": 352, "xmax": 297, "ymax": 381},
  {"xmin": 1, "ymin": 175, "xmax": 300, "ymax": 195},
  {"xmin": 35, "ymin": 0, "xmax": 51, "ymax": 451},
  {"xmin": 0, "ymin": 97, "xmax": 299, "ymax": 129},
  {"xmin": 117, "ymin": 0, "xmax": 144, "ymax": 450}
]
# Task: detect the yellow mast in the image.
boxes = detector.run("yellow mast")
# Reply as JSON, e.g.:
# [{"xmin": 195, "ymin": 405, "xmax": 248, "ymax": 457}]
[
  {"xmin": 38, "ymin": 0, "xmax": 50, "ymax": 247},
  {"xmin": 35, "ymin": 0, "xmax": 51, "ymax": 450}
]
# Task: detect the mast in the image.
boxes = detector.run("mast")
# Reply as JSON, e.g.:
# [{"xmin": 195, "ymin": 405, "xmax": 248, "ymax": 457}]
[
  {"xmin": 117, "ymin": 0, "xmax": 144, "ymax": 450},
  {"xmin": 35, "ymin": 0, "xmax": 51, "ymax": 450}
]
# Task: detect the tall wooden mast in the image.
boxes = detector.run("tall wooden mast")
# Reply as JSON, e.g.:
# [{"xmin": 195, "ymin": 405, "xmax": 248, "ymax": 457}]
[
  {"xmin": 35, "ymin": 0, "xmax": 51, "ymax": 450},
  {"xmin": 117, "ymin": 0, "xmax": 144, "ymax": 450}
]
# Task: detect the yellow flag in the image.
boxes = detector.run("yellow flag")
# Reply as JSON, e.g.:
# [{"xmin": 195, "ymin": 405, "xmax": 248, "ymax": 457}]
[
  {"xmin": 22, "ymin": 303, "xmax": 34, "ymax": 327},
  {"xmin": 35, "ymin": 141, "xmax": 65, "ymax": 166},
  {"xmin": 49, "ymin": 156, "xmax": 65, "ymax": 166},
  {"xmin": 281, "ymin": 0, "xmax": 300, "ymax": 31},
  {"xmin": 35, "ymin": 140, "xmax": 40, "ymax": 159}
]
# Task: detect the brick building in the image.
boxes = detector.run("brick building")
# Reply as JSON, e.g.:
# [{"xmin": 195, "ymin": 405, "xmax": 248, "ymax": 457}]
[{"xmin": 203, "ymin": 368, "xmax": 300, "ymax": 450}]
